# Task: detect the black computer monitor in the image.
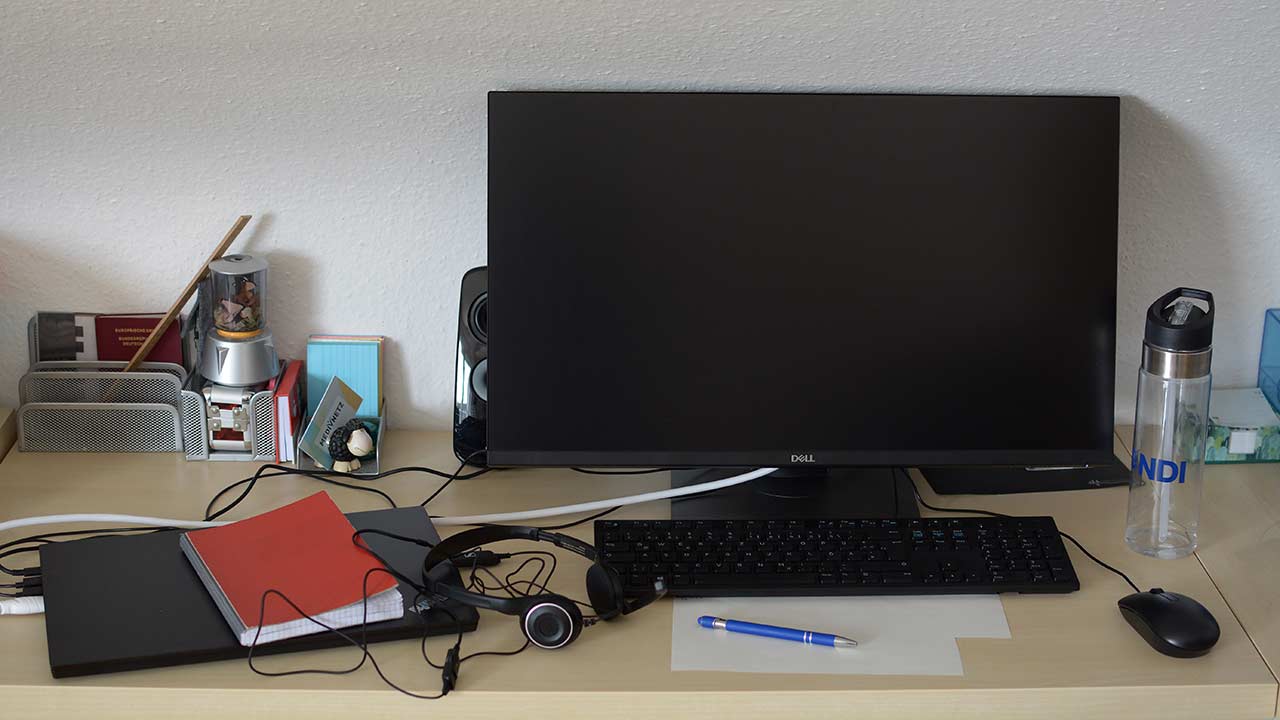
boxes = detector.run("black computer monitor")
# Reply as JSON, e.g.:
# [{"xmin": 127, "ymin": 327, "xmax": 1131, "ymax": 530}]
[{"xmin": 487, "ymin": 92, "xmax": 1119, "ymax": 516}]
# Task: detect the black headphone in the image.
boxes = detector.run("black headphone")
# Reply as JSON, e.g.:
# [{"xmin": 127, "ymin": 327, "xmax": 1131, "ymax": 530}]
[{"xmin": 422, "ymin": 525, "xmax": 666, "ymax": 649}]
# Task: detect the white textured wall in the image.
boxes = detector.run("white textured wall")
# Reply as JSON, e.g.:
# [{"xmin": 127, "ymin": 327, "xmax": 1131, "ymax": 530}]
[{"xmin": 2, "ymin": 1, "xmax": 1278, "ymax": 428}]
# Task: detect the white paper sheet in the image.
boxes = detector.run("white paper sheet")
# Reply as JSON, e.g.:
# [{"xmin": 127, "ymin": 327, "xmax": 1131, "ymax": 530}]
[{"xmin": 671, "ymin": 595, "xmax": 1010, "ymax": 676}]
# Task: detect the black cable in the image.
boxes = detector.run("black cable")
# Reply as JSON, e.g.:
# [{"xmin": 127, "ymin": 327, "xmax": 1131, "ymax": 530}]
[
  {"xmin": 469, "ymin": 561, "xmax": 542, "ymax": 598},
  {"xmin": 205, "ymin": 459, "xmax": 492, "ymax": 522},
  {"xmin": 0, "ymin": 577, "xmax": 42, "ymax": 589},
  {"xmin": 528, "ymin": 506, "xmax": 622, "ymax": 531},
  {"xmin": 0, "ymin": 526, "xmax": 181, "ymax": 579},
  {"xmin": 465, "ymin": 550, "xmax": 599, "ymax": 619},
  {"xmin": 0, "ymin": 547, "xmax": 44, "ymax": 576},
  {"xmin": 238, "ymin": 501, "xmax": 601, "ymax": 699},
  {"xmin": 419, "ymin": 450, "xmax": 488, "ymax": 509},
  {"xmin": 246, "ymin": 567, "xmax": 464, "ymax": 700},
  {"xmin": 0, "ymin": 526, "xmax": 176, "ymax": 553},
  {"xmin": 897, "ymin": 468, "xmax": 1143, "ymax": 594},
  {"xmin": 1057, "ymin": 531, "xmax": 1142, "ymax": 594},
  {"xmin": 503, "ymin": 552, "xmax": 556, "ymax": 596},
  {"xmin": 206, "ymin": 466, "xmax": 399, "ymax": 521},
  {"xmin": 352, "ymin": 528, "xmax": 435, "ymax": 548},
  {"xmin": 460, "ymin": 639, "xmax": 532, "ymax": 664}
]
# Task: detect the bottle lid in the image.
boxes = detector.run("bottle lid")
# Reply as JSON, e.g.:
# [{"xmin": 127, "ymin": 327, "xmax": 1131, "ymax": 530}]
[
  {"xmin": 209, "ymin": 253, "xmax": 268, "ymax": 276},
  {"xmin": 1144, "ymin": 287, "xmax": 1214, "ymax": 352}
]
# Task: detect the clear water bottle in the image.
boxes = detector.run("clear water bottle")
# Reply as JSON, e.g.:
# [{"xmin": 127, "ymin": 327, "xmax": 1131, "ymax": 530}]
[{"xmin": 1125, "ymin": 288, "xmax": 1214, "ymax": 559}]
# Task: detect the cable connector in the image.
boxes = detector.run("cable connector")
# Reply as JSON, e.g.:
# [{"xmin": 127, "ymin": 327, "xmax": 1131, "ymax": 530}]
[
  {"xmin": 0, "ymin": 597, "xmax": 45, "ymax": 616},
  {"xmin": 440, "ymin": 645, "xmax": 461, "ymax": 695},
  {"xmin": 451, "ymin": 550, "xmax": 508, "ymax": 567}
]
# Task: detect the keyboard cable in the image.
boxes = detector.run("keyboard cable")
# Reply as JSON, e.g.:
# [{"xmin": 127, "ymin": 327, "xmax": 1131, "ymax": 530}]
[{"xmin": 897, "ymin": 468, "xmax": 1141, "ymax": 594}]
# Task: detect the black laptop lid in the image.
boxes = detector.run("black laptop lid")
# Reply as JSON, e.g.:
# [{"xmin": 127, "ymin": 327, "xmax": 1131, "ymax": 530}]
[{"xmin": 40, "ymin": 507, "xmax": 478, "ymax": 678}]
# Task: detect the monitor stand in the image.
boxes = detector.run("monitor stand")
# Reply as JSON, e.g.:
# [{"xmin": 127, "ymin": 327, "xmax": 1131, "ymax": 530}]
[
  {"xmin": 670, "ymin": 467, "xmax": 920, "ymax": 520},
  {"xmin": 920, "ymin": 456, "xmax": 1130, "ymax": 495}
]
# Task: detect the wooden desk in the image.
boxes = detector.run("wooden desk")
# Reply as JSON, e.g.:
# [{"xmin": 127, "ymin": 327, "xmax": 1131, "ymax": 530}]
[
  {"xmin": 1116, "ymin": 425, "xmax": 1280, "ymax": 687},
  {"xmin": 0, "ymin": 407, "xmax": 14, "ymax": 461},
  {"xmin": 0, "ymin": 432, "xmax": 1275, "ymax": 719},
  {"xmin": 1196, "ymin": 458, "xmax": 1280, "ymax": 680}
]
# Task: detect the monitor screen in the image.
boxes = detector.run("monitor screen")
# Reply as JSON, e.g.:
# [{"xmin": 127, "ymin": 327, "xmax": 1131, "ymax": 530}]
[{"xmin": 487, "ymin": 92, "xmax": 1118, "ymax": 468}]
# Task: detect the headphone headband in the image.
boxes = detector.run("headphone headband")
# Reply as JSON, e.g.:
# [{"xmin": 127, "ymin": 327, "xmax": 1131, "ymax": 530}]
[
  {"xmin": 420, "ymin": 521, "xmax": 662, "ymax": 652},
  {"xmin": 424, "ymin": 525, "xmax": 598, "ymax": 575}
]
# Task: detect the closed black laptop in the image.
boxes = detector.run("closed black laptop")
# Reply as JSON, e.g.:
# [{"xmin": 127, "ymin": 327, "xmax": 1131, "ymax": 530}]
[{"xmin": 40, "ymin": 507, "xmax": 478, "ymax": 678}]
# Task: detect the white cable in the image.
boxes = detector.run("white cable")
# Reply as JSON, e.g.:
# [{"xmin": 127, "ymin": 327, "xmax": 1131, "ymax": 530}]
[
  {"xmin": 0, "ymin": 468, "xmax": 779, "ymax": 534},
  {"xmin": 434, "ymin": 467, "xmax": 778, "ymax": 526},
  {"xmin": 0, "ymin": 514, "xmax": 227, "ymax": 535},
  {"xmin": 0, "ymin": 597, "xmax": 45, "ymax": 615}
]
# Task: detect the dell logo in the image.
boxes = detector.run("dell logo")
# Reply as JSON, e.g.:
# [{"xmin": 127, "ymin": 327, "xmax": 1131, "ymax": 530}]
[{"xmin": 790, "ymin": 454, "xmax": 815, "ymax": 463}]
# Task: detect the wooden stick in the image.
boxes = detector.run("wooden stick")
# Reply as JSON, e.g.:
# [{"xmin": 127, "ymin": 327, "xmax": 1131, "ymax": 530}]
[{"xmin": 121, "ymin": 215, "xmax": 253, "ymax": 373}]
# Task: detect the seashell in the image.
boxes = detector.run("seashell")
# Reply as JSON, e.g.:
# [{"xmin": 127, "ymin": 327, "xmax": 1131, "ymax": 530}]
[{"xmin": 347, "ymin": 428, "xmax": 374, "ymax": 457}]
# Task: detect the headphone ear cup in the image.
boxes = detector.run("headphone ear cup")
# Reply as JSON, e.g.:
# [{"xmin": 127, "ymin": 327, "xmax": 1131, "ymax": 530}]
[
  {"xmin": 586, "ymin": 562, "xmax": 628, "ymax": 621},
  {"xmin": 520, "ymin": 597, "xmax": 583, "ymax": 649}
]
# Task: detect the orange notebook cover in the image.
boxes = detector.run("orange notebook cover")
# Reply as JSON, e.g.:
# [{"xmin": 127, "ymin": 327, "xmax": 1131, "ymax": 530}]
[{"xmin": 181, "ymin": 492, "xmax": 401, "ymax": 645}]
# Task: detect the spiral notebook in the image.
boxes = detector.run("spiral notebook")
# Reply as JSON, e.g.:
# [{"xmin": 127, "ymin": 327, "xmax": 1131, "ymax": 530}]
[{"xmin": 180, "ymin": 492, "xmax": 404, "ymax": 646}]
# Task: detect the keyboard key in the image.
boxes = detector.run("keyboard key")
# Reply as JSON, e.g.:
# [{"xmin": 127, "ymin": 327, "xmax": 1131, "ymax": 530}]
[
  {"xmin": 693, "ymin": 574, "xmax": 819, "ymax": 587},
  {"xmin": 598, "ymin": 518, "xmax": 1080, "ymax": 596}
]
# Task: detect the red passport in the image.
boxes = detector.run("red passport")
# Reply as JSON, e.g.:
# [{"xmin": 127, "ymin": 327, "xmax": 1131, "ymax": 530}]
[
  {"xmin": 94, "ymin": 314, "xmax": 184, "ymax": 364},
  {"xmin": 180, "ymin": 492, "xmax": 403, "ymax": 645}
]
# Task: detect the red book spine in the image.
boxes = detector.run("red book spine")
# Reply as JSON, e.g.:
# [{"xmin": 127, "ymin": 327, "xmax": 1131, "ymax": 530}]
[{"xmin": 273, "ymin": 360, "xmax": 304, "ymax": 463}]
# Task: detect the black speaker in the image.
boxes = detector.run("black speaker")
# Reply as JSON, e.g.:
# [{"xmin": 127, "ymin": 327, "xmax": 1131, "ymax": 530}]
[{"xmin": 453, "ymin": 266, "xmax": 487, "ymax": 464}]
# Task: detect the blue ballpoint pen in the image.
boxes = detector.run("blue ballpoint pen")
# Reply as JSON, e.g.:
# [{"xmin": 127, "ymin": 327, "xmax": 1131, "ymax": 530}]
[{"xmin": 697, "ymin": 616, "xmax": 857, "ymax": 648}]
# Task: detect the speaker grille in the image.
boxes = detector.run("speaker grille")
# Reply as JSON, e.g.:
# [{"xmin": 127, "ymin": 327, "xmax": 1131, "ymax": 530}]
[
  {"xmin": 18, "ymin": 404, "xmax": 183, "ymax": 452},
  {"xmin": 468, "ymin": 293, "xmax": 488, "ymax": 342}
]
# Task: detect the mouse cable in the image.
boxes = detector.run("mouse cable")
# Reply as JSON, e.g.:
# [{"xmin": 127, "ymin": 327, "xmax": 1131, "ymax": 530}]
[{"xmin": 897, "ymin": 469, "xmax": 1142, "ymax": 594}]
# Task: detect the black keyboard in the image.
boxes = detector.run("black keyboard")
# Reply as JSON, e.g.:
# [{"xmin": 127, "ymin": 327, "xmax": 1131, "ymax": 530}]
[{"xmin": 595, "ymin": 516, "xmax": 1080, "ymax": 596}]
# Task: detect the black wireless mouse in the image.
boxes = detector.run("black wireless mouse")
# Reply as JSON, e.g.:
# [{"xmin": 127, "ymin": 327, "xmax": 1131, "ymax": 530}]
[{"xmin": 1118, "ymin": 588, "xmax": 1220, "ymax": 658}]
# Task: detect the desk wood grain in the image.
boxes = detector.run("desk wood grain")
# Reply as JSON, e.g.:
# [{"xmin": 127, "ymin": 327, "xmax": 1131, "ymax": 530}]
[
  {"xmin": 0, "ymin": 407, "xmax": 14, "ymax": 461},
  {"xmin": 0, "ymin": 432, "xmax": 1274, "ymax": 719}
]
